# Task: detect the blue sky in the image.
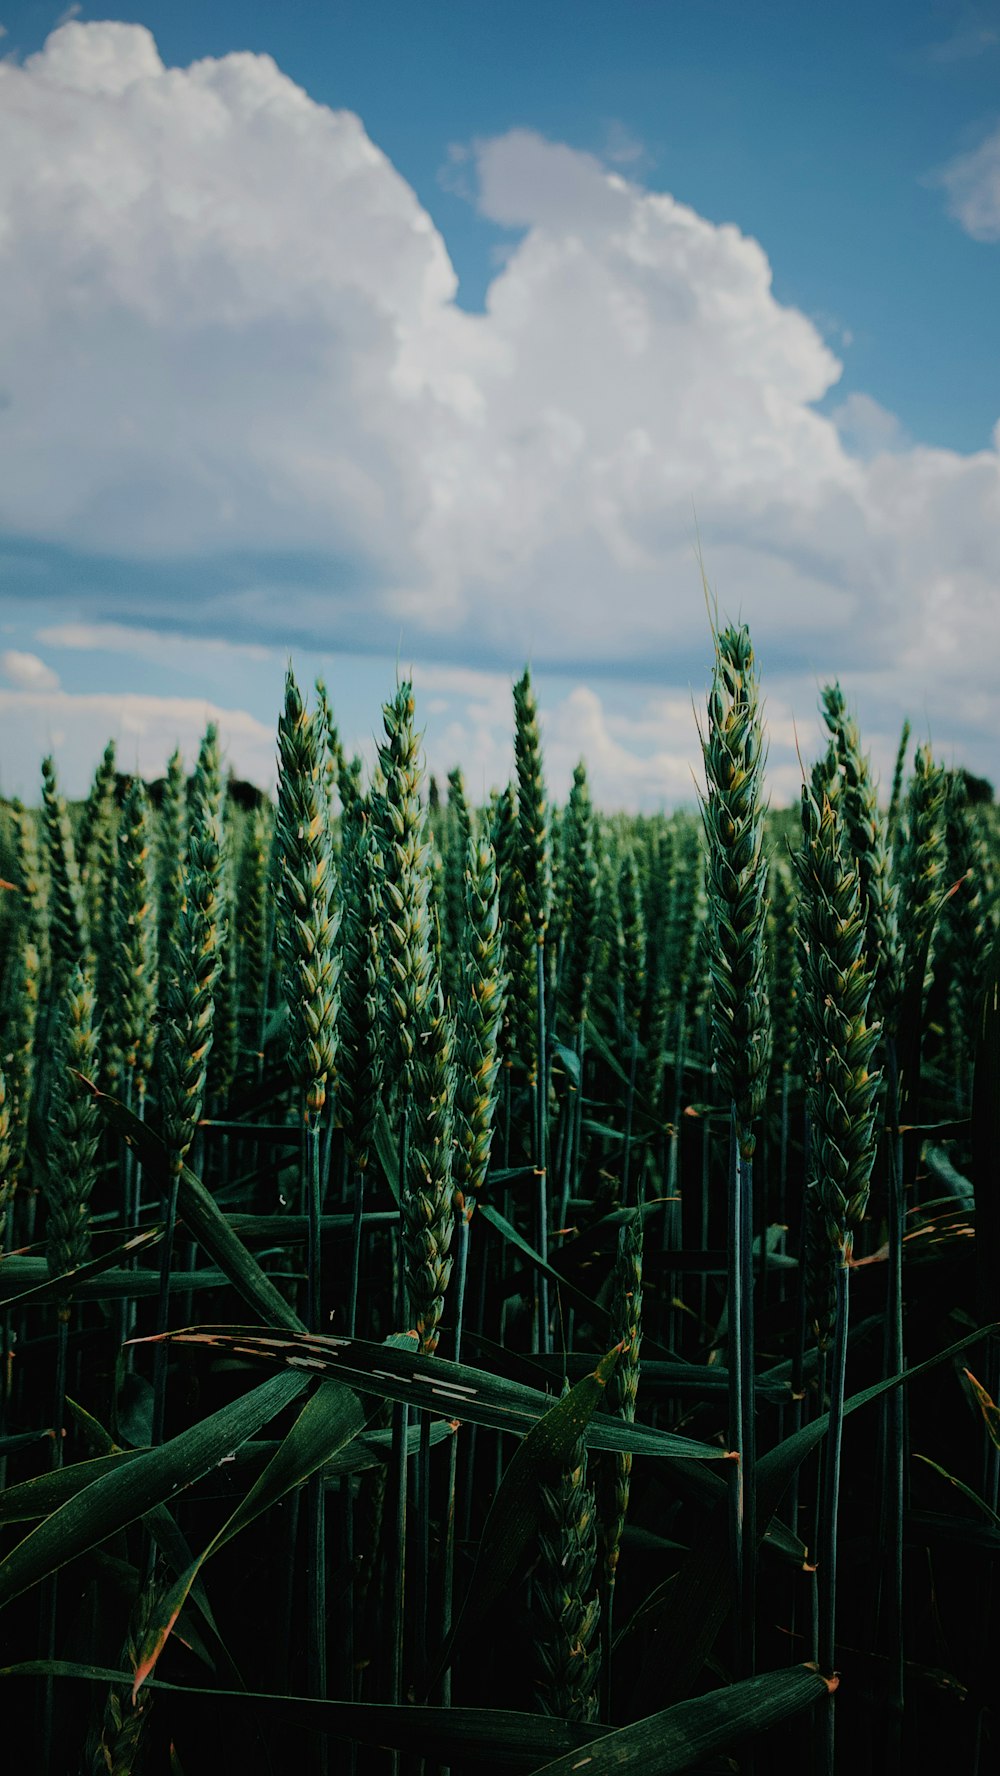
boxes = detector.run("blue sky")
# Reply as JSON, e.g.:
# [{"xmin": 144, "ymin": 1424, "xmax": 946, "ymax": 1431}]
[
  {"xmin": 0, "ymin": 2, "xmax": 998, "ymax": 803},
  {"xmin": 8, "ymin": 0, "xmax": 996, "ymax": 449}
]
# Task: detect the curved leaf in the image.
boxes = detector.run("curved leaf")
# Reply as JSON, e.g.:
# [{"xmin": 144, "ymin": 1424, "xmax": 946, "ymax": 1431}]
[
  {"xmin": 0, "ymin": 1257, "xmax": 227, "ymax": 1303},
  {"xmin": 0, "ymin": 1371, "xmax": 312, "ymax": 1612},
  {"xmin": 964, "ymin": 1367, "xmax": 1000, "ymax": 1453},
  {"xmin": 0, "ymin": 1417, "xmax": 458, "ymax": 1525},
  {"xmin": 0, "ymin": 1430, "xmax": 52, "ymax": 1458},
  {"xmin": 478, "ymin": 1201, "xmax": 619, "ymax": 1331},
  {"xmin": 133, "ymin": 1379, "xmax": 373, "ymax": 1694},
  {"xmin": 0, "ymin": 1663, "xmax": 601, "ymax": 1769},
  {"xmin": 0, "ymin": 1229, "xmax": 163, "ymax": 1308},
  {"xmin": 530, "ymin": 1665, "xmax": 832, "ymax": 1776},
  {"xmin": 146, "ymin": 1325, "xmax": 730, "ymax": 1462},
  {"xmin": 0, "ymin": 1450, "xmax": 147, "ymax": 1523},
  {"xmin": 913, "ymin": 1451, "xmax": 1000, "ymax": 1527}
]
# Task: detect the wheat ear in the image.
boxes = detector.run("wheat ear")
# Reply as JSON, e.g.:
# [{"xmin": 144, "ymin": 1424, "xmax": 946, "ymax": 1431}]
[
  {"xmin": 700, "ymin": 621, "xmax": 770, "ymax": 1678},
  {"xmin": 41, "ymin": 754, "xmax": 89, "ymax": 990},
  {"xmin": 533, "ymin": 1381, "xmax": 601, "ymax": 1723},
  {"xmin": 112, "ymin": 779, "xmax": 158, "ymax": 1104}
]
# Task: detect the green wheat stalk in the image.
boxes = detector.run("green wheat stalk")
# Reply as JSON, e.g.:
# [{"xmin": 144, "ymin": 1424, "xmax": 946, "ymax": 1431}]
[
  {"xmin": 937, "ymin": 771, "xmax": 992, "ymax": 1103},
  {"xmin": 41, "ymin": 755, "xmax": 89, "ymax": 991},
  {"xmin": 793, "ymin": 777, "xmax": 879, "ymax": 1775},
  {"xmin": 156, "ymin": 749, "xmax": 187, "ymax": 1036},
  {"xmin": 45, "ymin": 962, "xmax": 101, "ymax": 1309},
  {"xmin": 10, "ymin": 799, "xmax": 51, "ymax": 988},
  {"xmin": 237, "ymin": 801, "xmax": 272, "ymax": 1064},
  {"xmin": 112, "ymin": 779, "xmax": 159, "ymax": 1106},
  {"xmin": 274, "ymin": 670, "xmax": 340, "ymax": 1311},
  {"xmin": 0, "ymin": 924, "xmax": 41, "ymax": 1218},
  {"xmin": 887, "ymin": 718, "xmax": 911, "ymax": 847},
  {"xmin": 616, "ymin": 844, "xmax": 646, "ymax": 1206},
  {"xmin": 514, "ymin": 667, "xmax": 553, "ymax": 1353},
  {"xmin": 597, "ymin": 1208, "xmax": 643, "ymax": 1715},
  {"xmin": 78, "ymin": 741, "xmax": 118, "ymax": 1048},
  {"xmin": 208, "ymin": 798, "xmax": 240, "ymax": 1105},
  {"xmin": 153, "ymin": 728, "xmax": 225, "ymax": 1442},
  {"xmin": 821, "ymin": 682, "xmax": 902, "ymax": 1036},
  {"xmin": 378, "ymin": 681, "xmax": 434, "ymax": 1118},
  {"xmin": 338, "ymin": 792, "xmax": 385, "ymax": 1334},
  {"xmin": 699, "ymin": 620, "xmax": 770, "ymax": 1678},
  {"xmin": 895, "ymin": 743, "xmax": 948, "ymax": 999}
]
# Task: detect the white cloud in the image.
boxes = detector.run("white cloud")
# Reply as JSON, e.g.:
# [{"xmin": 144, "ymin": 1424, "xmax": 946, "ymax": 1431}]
[
  {"xmin": 829, "ymin": 392, "xmax": 908, "ymax": 457},
  {"xmin": 407, "ymin": 662, "xmax": 830, "ymax": 814},
  {"xmin": 37, "ymin": 620, "xmax": 272, "ymax": 663},
  {"xmin": 0, "ymin": 22, "xmax": 997, "ymax": 793},
  {"xmin": 0, "ymin": 687, "xmax": 275, "ymax": 799},
  {"xmin": 0, "ymin": 664, "xmax": 704, "ymax": 812},
  {"xmin": 1, "ymin": 648, "xmax": 60, "ymax": 690},
  {"xmin": 0, "ymin": 648, "xmax": 946, "ymax": 817},
  {"xmin": 399, "ymin": 669, "xmax": 707, "ymax": 814},
  {"xmin": 929, "ymin": 123, "xmax": 1000, "ymax": 241}
]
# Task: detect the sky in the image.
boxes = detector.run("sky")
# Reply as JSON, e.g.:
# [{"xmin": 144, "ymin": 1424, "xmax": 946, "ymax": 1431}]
[{"xmin": 0, "ymin": 1, "xmax": 998, "ymax": 806}]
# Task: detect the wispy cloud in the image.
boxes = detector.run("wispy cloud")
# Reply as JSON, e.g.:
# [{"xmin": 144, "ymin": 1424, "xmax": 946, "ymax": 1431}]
[
  {"xmin": 438, "ymin": 140, "xmax": 475, "ymax": 202},
  {"xmin": 928, "ymin": 122, "xmax": 1000, "ymax": 241},
  {"xmin": 38, "ymin": 620, "xmax": 273, "ymax": 664},
  {"xmin": 924, "ymin": 20, "xmax": 999, "ymax": 64},
  {"xmin": 600, "ymin": 119, "xmax": 652, "ymax": 170}
]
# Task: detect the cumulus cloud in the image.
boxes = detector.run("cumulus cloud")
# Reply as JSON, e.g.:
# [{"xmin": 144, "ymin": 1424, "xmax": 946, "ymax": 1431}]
[
  {"xmin": 0, "ymin": 21, "xmax": 998, "ymax": 789},
  {"xmin": 409, "ymin": 660, "xmax": 828, "ymax": 814},
  {"xmin": 0, "ymin": 661, "xmax": 709, "ymax": 811},
  {"xmin": 0, "ymin": 686, "xmax": 274, "ymax": 799},
  {"xmin": 1, "ymin": 649, "xmax": 60, "ymax": 691},
  {"xmin": 930, "ymin": 123, "xmax": 1000, "ymax": 241}
]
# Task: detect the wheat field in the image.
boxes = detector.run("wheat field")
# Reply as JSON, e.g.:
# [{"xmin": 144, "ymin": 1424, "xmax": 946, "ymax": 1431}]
[{"xmin": 0, "ymin": 634, "xmax": 997, "ymax": 1775}]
